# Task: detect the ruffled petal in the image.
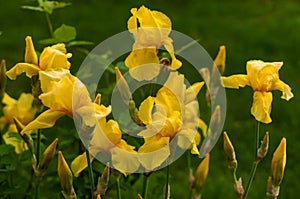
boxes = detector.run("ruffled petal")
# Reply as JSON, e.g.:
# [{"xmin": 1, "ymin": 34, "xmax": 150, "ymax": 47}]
[
  {"xmin": 273, "ymin": 80, "xmax": 294, "ymax": 101},
  {"xmin": 221, "ymin": 75, "xmax": 249, "ymax": 89},
  {"xmin": 163, "ymin": 38, "xmax": 182, "ymax": 70},
  {"xmin": 111, "ymin": 143, "xmax": 139, "ymax": 175},
  {"xmin": 39, "ymin": 44, "xmax": 71, "ymax": 70},
  {"xmin": 125, "ymin": 48, "xmax": 160, "ymax": 81},
  {"xmin": 138, "ymin": 135, "xmax": 170, "ymax": 171},
  {"xmin": 251, "ymin": 91, "xmax": 273, "ymax": 124},
  {"xmin": 71, "ymin": 152, "xmax": 94, "ymax": 177},
  {"xmin": 6, "ymin": 63, "xmax": 39, "ymax": 80},
  {"xmin": 185, "ymin": 82, "xmax": 204, "ymax": 104},
  {"xmin": 138, "ymin": 96, "xmax": 155, "ymax": 125},
  {"xmin": 21, "ymin": 109, "xmax": 66, "ymax": 134}
]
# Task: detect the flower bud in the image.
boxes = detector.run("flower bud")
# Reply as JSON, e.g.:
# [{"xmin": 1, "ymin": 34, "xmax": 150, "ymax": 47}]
[
  {"xmin": 271, "ymin": 138, "xmax": 286, "ymax": 187},
  {"xmin": 94, "ymin": 93, "xmax": 101, "ymax": 105},
  {"xmin": 58, "ymin": 151, "xmax": 76, "ymax": 198},
  {"xmin": 96, "ymin": 194, "xmax": 101, "ymax": 199},
  {"xmin": 0, "ymin": 59, "xmax": 6, "ymax": 100},
  {"xmin": 24, "ymin": 36, "xmax": 38, "ymax": 65},
  {"xmin": 257, "ymin": 131, "xmax": 269, "ymax": 162},
  {"xmin": 38, "ymin": 138, "xmax": 58, "ymax": 176},
  {"xmin": 129, "ymin": 99, "xmax": 144, "ymax": 126},
  {"xmin": 266, "ymin": 176, "xmax": 280, "ymax": 199},
  {"xmin": 13, "ymin": 117, "xmax": 36, "ymax": 161},
  {"xmin": 194, "ymin": 154, "xmax": 210, "ymax": 194},
  {"xmin": 137, "ymin": 194, "xmax": 143, "ymax": 199},
  {"xmin": 96, "ymin": 163, "xmax": 110, "ymax": 196},
  {"xmin": 234, "ymin": 178, "xmax": 244, "ymax": 199},
  {"xmin": 115, "ymin": 67, "xmax": 132, "ymax": 104},
  {"xmin": 223, "ymin": 131, "xmax": 237, "ymax": 169},
  {"xmin": 214, "ymin": 45, "xmax": 226, "ymax": 75}
]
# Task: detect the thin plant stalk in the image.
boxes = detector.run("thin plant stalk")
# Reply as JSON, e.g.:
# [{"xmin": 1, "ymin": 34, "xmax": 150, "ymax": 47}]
[
  {"xmin": 85, "ymin": 148, "xmax": 95, "ymax": 197},
  {"xmin": 116, "ymin": 177, "xmax": 122, "ymax": 199},
  {"xmin": 165, "ymin": 165, "xmax": 170, "ymax": 199},
  {"xmin": 36, "ymin": 129, "xmax": 41, "ymax": 167},
  {"xmin": 44, "ymin": 12, "xmax": 54, "ymax": 37},
  {"xmin": 142, "ymin": 174, "xmax": 149, "ymax": 199},
  {"xmin": 244, "ymin": 121, "xmax": 260, "ymax": 199}
]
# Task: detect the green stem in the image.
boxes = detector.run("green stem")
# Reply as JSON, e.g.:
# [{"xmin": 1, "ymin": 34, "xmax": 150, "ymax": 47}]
[
  {"xmin": 44, "ymin": 12, "xmax": 54, "ymax": 37},
  {"xmin": 116, "ymin": 177, "xmax": 122, "ymax": 199},
  {"xmin": 36, "ymin": 129, "xmax": 41, "ymax": 166},
  {"xmin": 85, "ymin": 149, "xmax": 95, "ymax": 197},
  {"xmin": 165, "ymin": 165, "xmax": 170, "ymax": 199},
  {"xmin": 142, "ymin": 174, "xmax": 149, "ymax": 199},
  {"xmin": 34, "ymin": 177, "xmax": 40, "ymax": 199},
  {"xmin": 233, "ymin": 166, "xmax": 238, "ymax": 182},
  {"xmin": 244, "ymin": 121, "xmax": 260, "ymax": 199}
]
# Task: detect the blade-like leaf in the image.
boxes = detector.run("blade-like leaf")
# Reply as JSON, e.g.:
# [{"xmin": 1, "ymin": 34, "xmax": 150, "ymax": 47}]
[
  {"xmin": 21, "ymin": 5, "xmax": 44, "ymax": 12},
  {"xmin": 67, "ymin": 41, "xmax": 94, "ymax": 47}
]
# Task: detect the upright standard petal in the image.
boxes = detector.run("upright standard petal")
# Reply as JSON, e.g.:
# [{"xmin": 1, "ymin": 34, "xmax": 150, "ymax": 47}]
[{"xmin": 24, "ymin": 36, "xmax": 38, "ymax": 65}]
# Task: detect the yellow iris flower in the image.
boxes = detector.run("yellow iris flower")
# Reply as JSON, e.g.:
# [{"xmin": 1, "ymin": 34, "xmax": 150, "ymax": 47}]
[
  {"xmin": 0, "ymin": 93, "xmax": 37, "ymax": 153},
  {"xmin": 21, "ymin": 75, "xmax": 111, "ymax": 133},
  {"xmin": 6, "ymin": 36, "xmax": 71, "ymax": 80},
  {"xmin": 125, "ymin": 5, "xmax": 182, "ymax": 81},
  {"xmin": 221, "ymin": 60, "xmax": 293, "ymax": 124},
  {"xmin": 137, "ymin": 72, "xmax": 206, "ymax": 170},
  {"xmin": 71, "ymin": 118, "xmax": 139, "ymax": 176}
]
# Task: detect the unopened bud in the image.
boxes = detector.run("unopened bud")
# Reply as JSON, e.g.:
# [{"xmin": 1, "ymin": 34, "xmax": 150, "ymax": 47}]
[
  {"xmin": 58, "ymin": 151, "xmax": 76, "ymax": 198},
  {"xmin": 194, "ymin": 154, "xmax": 210, "ymax": 194},
  {"xmin": 223, "ymin": 131, "xmax": 237, "ymax": 169},
  {"xmin": 96, "ymin": 163, "xmax": 110, "ymax": 196},
  {"xmin": 96, "ymin": 194, "xmax": 101, "ymax": 199},
  {"xmin": 234, "ymin": 178, "xmax": 244, "ymax": 199},
  {"xmin": 129, "ymin": 99, "xmax": 144, "ymax": 126},
  {"xmin": 0, "ymin": 59, "xmax": 6, "ymax": 100},
  {"xmin": 201, "ymin": 106, "xmax": 220, "ymax": 155},
  {"xmin": 115, "ymin": 67, "xmax": 132, "ymax": 104},
  {"xmin": 25, "ymin": 36, "xmax": 38, "ymax": 65},
  {"xmin": 13, "ymin": 117, "xmax": 36, "ymax": 160},
  {"xmin": 271, "ymin": 138, "xmax": 286, "ymax": 187},
  {"xmin": 38, "ymin": 138, "xmax": 58, "ymax": 176},
  {"xmin": 137, "ymin": 194, "xmax": 143, "ymax": 199},
  {"xmin": 257, "ymin": 132, "xmax": 269, "ymax": 162},
  {"xmin": 214, "ymin": 45, "xmax": 226, "ymax": 75},
  {"xmin": 266, "ymin": 176, "xmax": 280, "ymax": 199},
  {"xmin": 94, "ymin": 93, "xmax": 101, "ymax": 105},
  {"xmin": 185, "ymin": 82, "xmax": 204, "ymax": 104}
]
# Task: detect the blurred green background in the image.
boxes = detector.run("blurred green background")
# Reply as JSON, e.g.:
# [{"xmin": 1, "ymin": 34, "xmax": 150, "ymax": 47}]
[{"xmin": 0, "ymin": 0, "xmax": 299, "ymax": 198}]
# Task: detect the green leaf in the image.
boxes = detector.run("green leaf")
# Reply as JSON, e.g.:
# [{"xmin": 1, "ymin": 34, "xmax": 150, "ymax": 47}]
[
  {"xmin": 39, "ymin": 24, "xmax": 76, "ymax": 44},
  {"xmin": 67, "ymin": 40, "xmax": 94, "ymax": 47},
  {"xmin": 21, "ymin": 5, "xmax": 44, "ymax": 12},
  {"xmin": 41, "ymin": 1, "xmax": 72, "ymax": 15},
  {"xmin": 39, "ymin": 38, "xmax": 61, "ymax": 45},
  {"xmin": 54, "ymin": 24, "xmax": 76, "ymax": 42}
]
